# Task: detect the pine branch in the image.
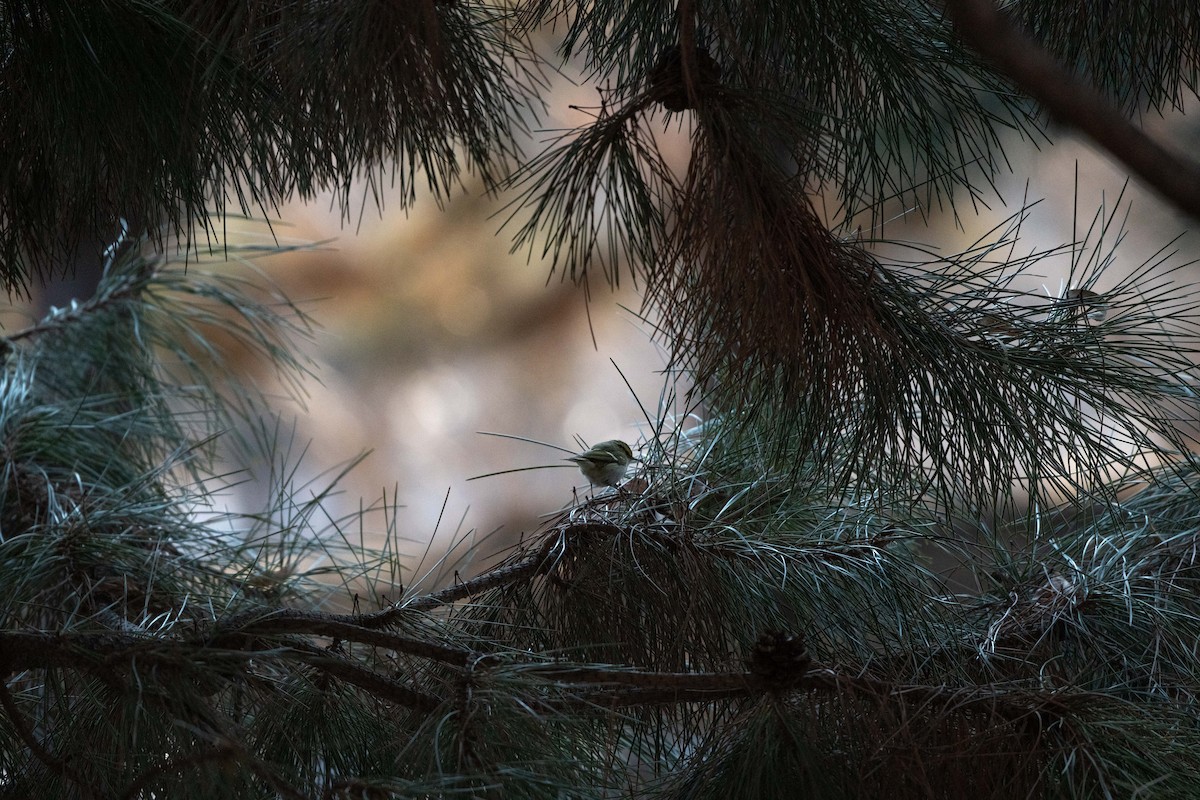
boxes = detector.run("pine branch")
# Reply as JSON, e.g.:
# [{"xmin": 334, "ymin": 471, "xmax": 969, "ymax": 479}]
[
  {"xmin": 209, "ymin": 609, "xmax": 492, "ymax": 668},
  {"xmin": 403, "ymin": 527, "xmax": 567, "ymax": 613},
  {"xmin": 282, "ymin": 640, "xmax": 442, "ymax": 714},
  {"xmin": 0, "ymin": 630, "xmax": 442, "ymax": 713},
  {"xmin": 946, "ymin": 0, "xmax": 1200, "ymax": 221},
  {"xmin": 0, "ymin": 627, "xmax": 1078, "ymax": 731},
  {"xmin": 5, "ymin": 4, "xmax": 1200, "ymax": 795}
]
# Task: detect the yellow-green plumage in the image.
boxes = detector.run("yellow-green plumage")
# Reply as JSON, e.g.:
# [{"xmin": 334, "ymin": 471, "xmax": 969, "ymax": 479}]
[{"xmin": 568, "ymin": 439, "xmax": 633, "ymax": 488}]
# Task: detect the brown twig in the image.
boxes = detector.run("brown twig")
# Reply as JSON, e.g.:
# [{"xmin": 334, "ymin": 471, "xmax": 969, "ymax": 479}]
[
  {"xmin": 340, "ymin": 529, "xmax": 564, "ymax": 624},
  {"xmin": 4, "ymin": 258, "xmax": 154, "ymax": 345},
  {"xmin": 284, "ymin": 640, "xmax": 443, "ymax": 713},
  {"xmin": 404, "ymin": 534, "xmax": 560, "ymax": 611},
  {"xmin": 945, "ymin": 0, "xmax": 1200, "ymax": 222},
  {"xmin": 523, "ymin": 661, "xmax": 1075, "ymax": 722},
  {"xmin": 0, "ymin": 630, "xmax": 442, "ymax": 713},
  {"xmin": 209, "ymin": 611, "xmax": 491, "ymax": 667}
]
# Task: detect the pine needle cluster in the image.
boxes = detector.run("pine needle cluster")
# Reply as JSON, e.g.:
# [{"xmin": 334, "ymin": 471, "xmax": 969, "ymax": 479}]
[
  {"xmin": 507, "ymin": 1, "xmax": 1200, "ymax": 510},
  {"xmin": 0, "ymin": 1, "xmax": 537, "ymax": 289}
]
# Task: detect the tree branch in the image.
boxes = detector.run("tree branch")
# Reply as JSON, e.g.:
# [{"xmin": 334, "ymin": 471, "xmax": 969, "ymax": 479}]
[
  {"xmin": 0, "ymin": 631, "xmax": 442, "ymax": 713},
  {"xmin": 209, "ymin": 611, "xmax": 491, "ymax": 668},
  {"xmin": 283, "ymin": 640, "xmax": 443, "ymax": 713},
  {"xmin": 333, "ymin": 528, "xmax": 565, "ymax": 626},
  {"xmin": 945, "ymin": 0, "xmax": 1200, "ymax": 222},
  {"xmin": 527, "ymin": 662, "xmax": 1077, "ymax": 722}
]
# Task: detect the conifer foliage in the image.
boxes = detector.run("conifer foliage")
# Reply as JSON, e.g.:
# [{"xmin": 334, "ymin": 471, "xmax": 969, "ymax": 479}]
[{"xmin": 3, "ymin": 1, "xmax": 1200, "ymax": 797}]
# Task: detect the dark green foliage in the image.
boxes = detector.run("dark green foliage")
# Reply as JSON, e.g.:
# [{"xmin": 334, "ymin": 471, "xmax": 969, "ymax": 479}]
[
  {"xmin": 0, "ymin": 1, "xmax": 536, "ymax": 290},
  {"xmin": 1012, "ymin": 0, "xmax": 1200, "ymax": 112},
  {"xmin": 4, "ymin": 258, "xmax": 1200, "ymax": 795}
]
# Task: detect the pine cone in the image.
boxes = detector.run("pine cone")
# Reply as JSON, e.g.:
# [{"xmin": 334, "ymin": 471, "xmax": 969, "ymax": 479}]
[
  {"xmin": 648, "ymin": 45, "xmax": 722, "ymax": 111},
  {"xmin": 747, "ymin": 630, "xmax": 811, "ymax": 688}
]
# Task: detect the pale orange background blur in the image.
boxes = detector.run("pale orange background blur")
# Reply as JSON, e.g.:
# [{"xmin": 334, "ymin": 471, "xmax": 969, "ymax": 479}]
[{"xmin": 238, "ymin": 107, "xmax": 1199, "ymax": 577}]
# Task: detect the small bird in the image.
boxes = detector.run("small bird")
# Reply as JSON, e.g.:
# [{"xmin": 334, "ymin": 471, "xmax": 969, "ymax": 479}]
[{"xmin": 568, "ymin": 440, "xmax": 634, "ymax": 489}]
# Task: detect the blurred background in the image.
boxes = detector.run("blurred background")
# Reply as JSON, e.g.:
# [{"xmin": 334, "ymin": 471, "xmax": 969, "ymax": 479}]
[{"xmin": 19, "ymin": 73, "xmax": 1200, "ymax": 588}]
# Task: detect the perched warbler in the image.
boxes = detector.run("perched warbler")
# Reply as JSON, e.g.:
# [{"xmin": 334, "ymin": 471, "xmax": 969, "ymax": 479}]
[{"xmin": 568, "ymin": 440, "xmax": 634, "ymax": 489}]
